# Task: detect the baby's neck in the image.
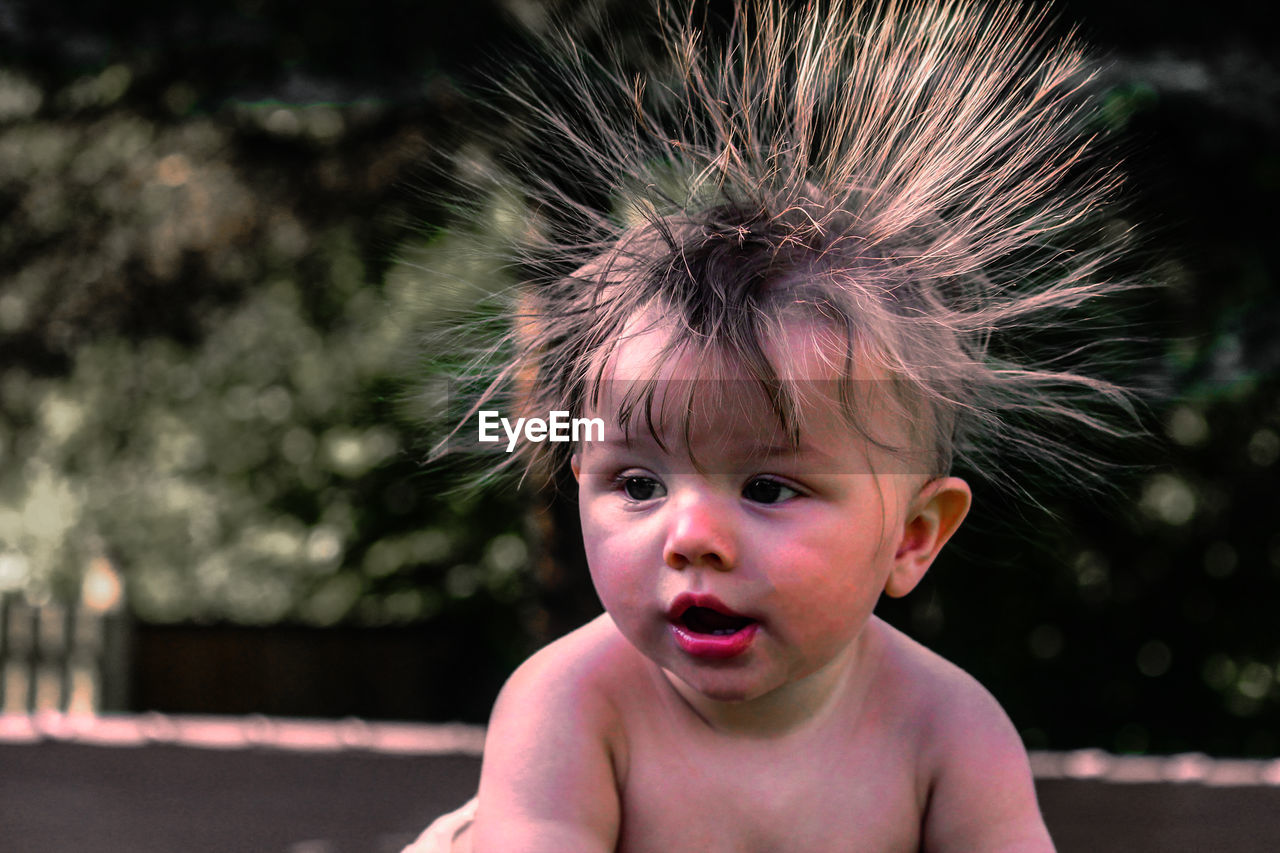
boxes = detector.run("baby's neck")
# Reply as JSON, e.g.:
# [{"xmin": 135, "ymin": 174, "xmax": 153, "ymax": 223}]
[{"xmin": 658, "ymin": 625, "xmax": 882, "ymax": 739}]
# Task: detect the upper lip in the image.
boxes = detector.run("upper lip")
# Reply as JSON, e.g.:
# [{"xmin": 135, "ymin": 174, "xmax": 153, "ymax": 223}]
[{"xmin": 666, "ymin": 591, "xmax": 753, "ymax": 623}]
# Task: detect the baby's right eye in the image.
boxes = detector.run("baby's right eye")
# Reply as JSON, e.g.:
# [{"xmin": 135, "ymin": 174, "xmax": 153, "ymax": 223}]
[{"xmin": 620, "ymin": 475, "xmax": 665, "ymax": 501}]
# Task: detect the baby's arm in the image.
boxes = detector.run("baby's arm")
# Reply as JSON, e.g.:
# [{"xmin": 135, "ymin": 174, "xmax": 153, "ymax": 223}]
[
  {"xmin": 469, "ymin": 634, "xmax": 621, "ymax": 853},
  {"xmin": 920, "ymin": 675, "xmax": 1055, "ymax": 852}
]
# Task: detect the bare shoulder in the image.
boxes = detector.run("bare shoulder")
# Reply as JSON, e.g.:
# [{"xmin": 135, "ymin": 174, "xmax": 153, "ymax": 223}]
[
  {"xmin": 483, "ymin": 613, "xmax": 641, "ymax": 779},
  {"xmin": 870, "ymin": 618, "xmax": 1016, "ymax": 742},
  {"xmin": 496, "ymin": 613, "xmax": 639, "ymax": 712},
  {"xmin": 870, "ymin": 619, "xmax": 1055, "ymax": 852},
  {"xmin": 489, "ymin": 613, "xmax": 651, "ymax": 756},
  {"xmin": 471, "ymin": 615, "xmax": 637, "ymax": 852}
]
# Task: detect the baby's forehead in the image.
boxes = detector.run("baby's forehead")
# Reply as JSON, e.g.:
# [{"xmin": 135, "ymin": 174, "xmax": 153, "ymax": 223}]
[{"xmin": 585, "ymin": 314, "xmax": 930, "ymax": 475}]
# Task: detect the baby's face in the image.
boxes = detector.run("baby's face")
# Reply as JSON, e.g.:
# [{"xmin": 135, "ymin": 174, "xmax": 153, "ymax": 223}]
[{"xmin": 573, "ymin": 318, "xmax": 943, "ymax": 705}]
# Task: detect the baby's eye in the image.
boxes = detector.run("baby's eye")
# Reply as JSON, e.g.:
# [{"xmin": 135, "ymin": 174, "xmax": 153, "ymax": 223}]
[
  {"xmin": 742, "ymin": 477, "xmax": 799, "ymax": 505},
  {"xmin": 620, "ymin": 475, "xmax": 665, "ymax": 501}
]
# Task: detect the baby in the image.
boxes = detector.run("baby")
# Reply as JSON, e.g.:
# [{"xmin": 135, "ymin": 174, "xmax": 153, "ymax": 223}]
[{"xmin": 409, "ymin": 1, "xmax": 1134, "ymax": 850}]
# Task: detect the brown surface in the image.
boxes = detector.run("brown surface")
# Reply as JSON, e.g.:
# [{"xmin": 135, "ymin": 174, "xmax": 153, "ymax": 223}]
[
  {"xmin": 0, "ymin": 740, "xmax": 479, "ymax": 853},
  {"xmin": 3, "ymin": 739, "xmax": 1280, "ymax": 852},
  {"xmin": 1039, "ymin": 777, "xmax": 1280, "ymax": 853}
]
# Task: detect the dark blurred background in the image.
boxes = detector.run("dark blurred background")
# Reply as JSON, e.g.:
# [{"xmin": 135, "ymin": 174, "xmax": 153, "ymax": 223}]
[{"xmin": 0, "ymin": 0, "xmax": 1277, "ymax": 760}]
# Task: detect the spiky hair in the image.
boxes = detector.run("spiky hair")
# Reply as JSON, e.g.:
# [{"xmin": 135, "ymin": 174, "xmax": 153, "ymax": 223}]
[{"xmin": 432, "ymin": 0, "xmax": 1140, "ymax": 491}]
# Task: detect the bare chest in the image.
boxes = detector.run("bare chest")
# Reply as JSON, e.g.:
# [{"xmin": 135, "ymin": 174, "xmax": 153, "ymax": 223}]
[{"xmin": 614, "ymin": 734, "xmax": 924, "ymax": 853}]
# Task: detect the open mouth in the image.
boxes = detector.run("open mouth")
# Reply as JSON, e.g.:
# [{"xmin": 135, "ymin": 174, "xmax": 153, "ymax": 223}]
[
  {"xmin": 679, "ymin": 605, "xmax": 756, "ymax": 636},
  {"xmin": 667, "ymin": 594, "xmax": 760, "ymax": 659},
  {"xmin": 667, "ymin": 593, "xmax": 757, "ymax": 635}
]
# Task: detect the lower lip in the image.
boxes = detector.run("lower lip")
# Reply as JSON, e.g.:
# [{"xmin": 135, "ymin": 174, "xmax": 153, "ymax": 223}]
[{"xmin": 669, "ymin": 622, "xmax": 759, "ymax": 659}]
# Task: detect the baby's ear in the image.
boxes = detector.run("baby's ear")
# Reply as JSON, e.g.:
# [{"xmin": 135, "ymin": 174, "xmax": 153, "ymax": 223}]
[
  {"xmin": 884, "ymin": 477, "xmax": 972, "ymax": 598},
  {"xmin": 570, "ymin": 453, "xmax": 582, "ymax": 482}
]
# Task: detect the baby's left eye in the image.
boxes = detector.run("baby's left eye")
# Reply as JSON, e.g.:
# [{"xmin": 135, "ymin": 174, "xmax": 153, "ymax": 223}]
[{"xmin": 742, "ymin": 477, "xmax": 799, "ymax": 504}]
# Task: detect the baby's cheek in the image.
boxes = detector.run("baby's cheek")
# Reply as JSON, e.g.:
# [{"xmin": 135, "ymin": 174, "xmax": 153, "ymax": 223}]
[
  {"xmin": 787, "ymin": 601, "xmax": 855, "ymax": 638},
  {"xmin": 585, "ymin": 540, "xmax": 645, "ymax": 607},
  {"xmin": 773, "ymin": 574, "xmax": 877, "ymax": 637}
]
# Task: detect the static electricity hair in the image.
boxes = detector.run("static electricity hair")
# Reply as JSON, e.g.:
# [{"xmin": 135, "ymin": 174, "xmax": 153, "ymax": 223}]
[{"xmin": 431, "ymin": 0, "xmax": 1140, "ymax": 490}]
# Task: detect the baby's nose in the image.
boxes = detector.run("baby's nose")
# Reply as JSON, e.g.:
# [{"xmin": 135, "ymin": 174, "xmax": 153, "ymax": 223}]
[{"xmin": 662, "ymin": 492, "xmax": 736, "ymax": 571}]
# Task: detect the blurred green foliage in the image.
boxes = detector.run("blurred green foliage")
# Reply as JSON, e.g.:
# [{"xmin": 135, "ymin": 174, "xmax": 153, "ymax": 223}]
[
  {"xmin": 0, "ymin": 50, "xmax": 537, "ymax": 633},
  {"xmin": 1, "ymin": 0, "xmax": 1278, "ymax": 754}
]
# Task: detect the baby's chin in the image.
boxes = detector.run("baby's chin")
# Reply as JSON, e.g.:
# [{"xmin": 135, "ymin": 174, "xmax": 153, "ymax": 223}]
[{"xmin": 658, "ymin": 661, "xmax": 782, "ymax": 705}]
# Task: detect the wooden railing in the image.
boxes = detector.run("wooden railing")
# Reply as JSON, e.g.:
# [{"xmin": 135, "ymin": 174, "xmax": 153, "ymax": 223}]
[{"xmin": 0, "ymin": 593, "xmax": 129, "ymax": 713}]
